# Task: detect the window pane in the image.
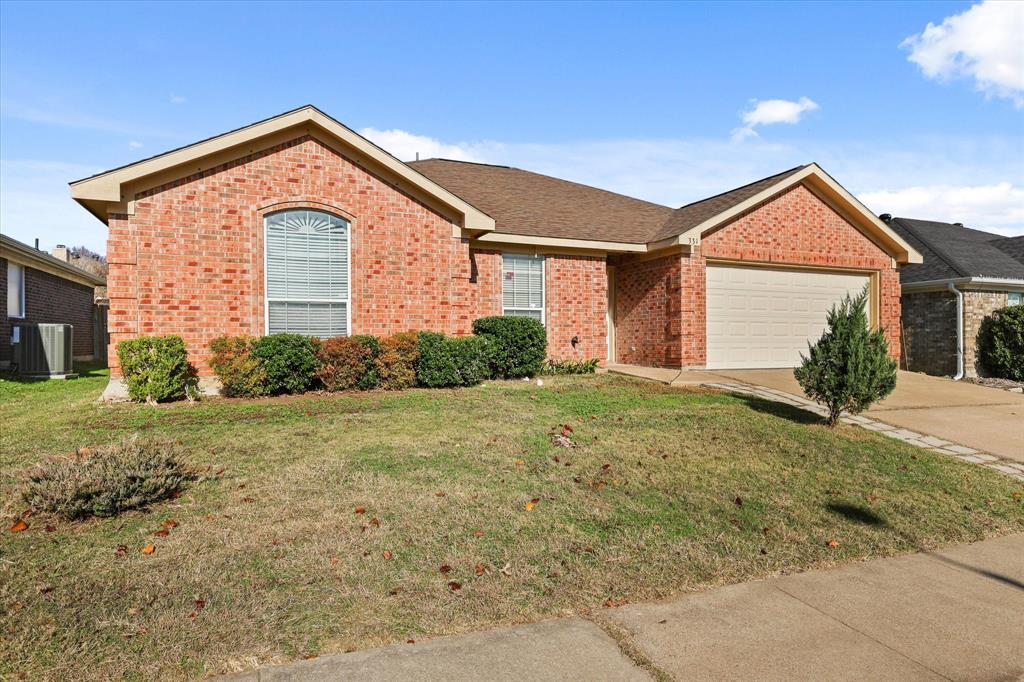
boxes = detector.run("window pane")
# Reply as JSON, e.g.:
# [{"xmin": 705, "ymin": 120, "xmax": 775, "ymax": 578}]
[
  {"xmin": 501, "ymin": 254, "xmax": 544, "ymax": 320},
  {"xmin": 503, "ymin": 308, "xmax": 542, "ymax": 322},
  {"xmin": 1008, "ymin": 292, "xmax": 1022, "ymax": 306},
  {"xmin": 7, "ymin": 263, "xmax": 24, "ymax": 317},
  {"xmin": 268, "ymin": 301, "xmax": 348, "ymax": 337},
  {"xmin": 266, "ymin": 209, "xmax": 350, "ymax": 337}
]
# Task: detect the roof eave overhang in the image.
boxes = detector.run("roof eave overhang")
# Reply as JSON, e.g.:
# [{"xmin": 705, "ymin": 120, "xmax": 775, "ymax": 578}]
[
  {"xmin": 902, "ymin": 277, "xmax": 1024, "ymax": 293},
  {"xmin": 69, "ymin": 106, "xmax": 496, "ymax": 233},
  {"xmin": 662, "ymin": 164, "xmax": 924, "ymax": 265},
  {"xmin": 472, "ymin": 231, "xmax": 648, "ymax": 253}
]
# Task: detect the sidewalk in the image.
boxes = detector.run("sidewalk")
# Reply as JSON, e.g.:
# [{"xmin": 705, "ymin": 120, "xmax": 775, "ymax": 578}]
[{"xmin": 221, "ymin": 534, "xmax": 1024, "ymax": 681}]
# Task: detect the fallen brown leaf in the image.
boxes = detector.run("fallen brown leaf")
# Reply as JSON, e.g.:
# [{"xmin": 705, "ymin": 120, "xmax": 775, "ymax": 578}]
[
  {"xmin": 515, "ymin": 459, "xmax": 525, "ymax": 466},
  {"xmin": 116, "ymin": 544, "xmax": 128, "ymax": 556},
  {"xmin": 354, "ymin": 507, "xmax": 366, "ymax": 514},
  {"xmin": 827, "ymin": 539, "xmax": 840, "ymax": 548},
  {"xmin": 383, "ymin": 550, "xmax": 393, "ymax": 560},
  {"xmin": 447, "ymin": 581, "xmax": 462, "ymax": 591},
  {"xmin": 153, "ymin": 529, "xmax": 170, "ymax": 537},
  {"xmin": 9, "ymin": 519, "xmax": 28, "ymax": 533},
  {"xmin": 141, "ymin": 544, "xmax": 156, "ymax": 555},
  {"xmin": 474, "ymin": 563, "xmax": 486, "ymax": 576},
  {"xmin": 439, "ymin": 564, "xmax": 452, "ymax": 574},
  {"xmin": 473, "ymin": 530, "xmax": 484, "ymax": 538},
  {"xmin": 524, "ymin": 497, "xmax": 540, "ymax": 511},
  {"xmin": 369, "ymin": 517, "xmax": 380, "ymax": 527},
  {"xmin": 161, "ymin": 519, "xmax": 179, "ymax": 529}
]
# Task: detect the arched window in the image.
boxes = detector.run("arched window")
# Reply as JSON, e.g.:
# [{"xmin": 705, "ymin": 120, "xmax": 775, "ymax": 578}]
[{"xmin": 265, "ymin": 209, "xmax": 350, "ymax": 337}]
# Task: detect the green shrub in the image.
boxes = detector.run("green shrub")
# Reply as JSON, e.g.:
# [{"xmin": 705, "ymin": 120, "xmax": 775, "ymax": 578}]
[
  {"xmin": 20, "ymin": 437, "xmax": 198, "ymax": 520},
  {"xmin": 251, "ymin": 334, "xmax": 317, "ymax": 394},
  {"xmin": 208, "ymin": 336, "xmax": 267, "ymax": 397},
  {"xmin": 979, "ymin": 305, "xmax": 1024, "ymax": 381},
  {"xmin": 117, "ymin": 335, "xmax": 198, "ymax": 403},
  {"xmin": 794, "ymin": 290, "xmax": 897, "ymax": 427},
  {"xmin": 351, "ymin": 335, "xmax": 382, "ymax": 390},
  {"xmin": 376, "ymin": 332, "xmax": 420, "ymax": 390},
  {"xmin": 541, "ymin": 358, "xmax": 600, "ymax": 375},
  {"xmin": 316, "ymin": 336, "xmax": 377, "ymax": 392},
  {"xmin": 416, "ymin": 332, "xmax": 492, "ymax": 388},
  {"xmin": 471, "ymin": 316, "xmax": 547, "ymax": 379}
]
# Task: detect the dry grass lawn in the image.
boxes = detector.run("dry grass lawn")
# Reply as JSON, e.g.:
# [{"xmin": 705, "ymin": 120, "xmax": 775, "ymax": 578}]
[{"xmin": 2, "ymin": 366, "xmax": 1022, "ymax": 680}]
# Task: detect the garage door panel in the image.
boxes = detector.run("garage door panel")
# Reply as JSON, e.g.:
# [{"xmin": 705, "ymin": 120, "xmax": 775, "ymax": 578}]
[{"xmin": 706, "ymin": 265, "xmax": 870, "ymax": 369}]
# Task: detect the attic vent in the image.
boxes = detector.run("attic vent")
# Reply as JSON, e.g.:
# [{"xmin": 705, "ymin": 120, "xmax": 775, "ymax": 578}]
[
  {"xmin": 953, "ymin": 222, "xmax": 964, "ymax": 227},
  {"xmin": 879, "ymin": 213, "xmax": 892, "ymax": 223}
]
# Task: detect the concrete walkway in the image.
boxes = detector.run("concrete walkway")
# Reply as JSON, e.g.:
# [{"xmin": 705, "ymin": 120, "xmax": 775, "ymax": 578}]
[{"xmin": 221, "ymin": 534, "xmax": 1024, "ymax": 681}]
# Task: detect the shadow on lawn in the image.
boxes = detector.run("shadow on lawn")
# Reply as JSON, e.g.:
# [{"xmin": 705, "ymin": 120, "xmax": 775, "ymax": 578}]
[
  {"xmin": 827, "ymin": 501, "xmax": 887, "ymax": 526},
  {"xmin": 733, "ymin": 394, "xmax": 823, "ymax": 426},
  {"xmin": 826, "ymin": 500, "xmax": 1024, "ymax": 592}
]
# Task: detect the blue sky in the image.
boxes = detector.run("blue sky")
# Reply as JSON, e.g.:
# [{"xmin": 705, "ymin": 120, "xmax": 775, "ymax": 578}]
[{"xmin": 2, "ymin": 0, "xmax": 1022, "ymax": 253}]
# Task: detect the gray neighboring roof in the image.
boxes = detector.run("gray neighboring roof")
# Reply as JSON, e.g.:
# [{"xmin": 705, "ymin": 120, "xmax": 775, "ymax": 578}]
[
  {"xmin": 0, "ymin": 234, "xmax": 106, "ymax": 286},
  {"xmin": 886, "ymin": 218, "xmax": 1024, "ymax": 283},
  {"xmin": 410, "ymin": 159, "xmax": 811, "ymax": 244}
]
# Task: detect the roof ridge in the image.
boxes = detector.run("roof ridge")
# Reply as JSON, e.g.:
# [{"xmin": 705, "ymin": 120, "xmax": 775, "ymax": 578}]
[
  {"xmin": 414, "ymin": 158, "xmax": 512, "ymax": 169},
  {"xmin": 414, "ymin": 158, "xmax": 674, "ymax": 212},
  {"xmin": 891, "ymin": 218, "xmax": 970, "ymax": 278}
]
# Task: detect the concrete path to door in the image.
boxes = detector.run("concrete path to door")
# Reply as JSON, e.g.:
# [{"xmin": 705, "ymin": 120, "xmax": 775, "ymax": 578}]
[
  {"xmin": 710, "ymin": 369, "xmax": 1024, "ymax": 463},
  {"xmin": 220, "ymin": 534, "xmax": 1024, "ymax": 681}
]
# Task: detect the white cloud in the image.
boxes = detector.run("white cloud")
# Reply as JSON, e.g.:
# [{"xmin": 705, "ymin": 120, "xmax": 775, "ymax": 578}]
[
  {"xmin": 858, "ymin": 182, "xmax": 1024, "ymax": 235},
  {"xmin": 170, "ymin": 93, "xmax": 187, "ymax": 104},
  {"xmin": 732, "ymin": 97, "xmax": 819, "ymax": 142},
  {"xmin": 901, "ymin": 0, "xmax": 1024, "ymax": 107},
  {"xmin": 358, "ymin": 127, "xmax": 484, "ymax": 162},
  {"xmin": 129, "ymin": 140, "xmax": 143, "ymax": 149}
]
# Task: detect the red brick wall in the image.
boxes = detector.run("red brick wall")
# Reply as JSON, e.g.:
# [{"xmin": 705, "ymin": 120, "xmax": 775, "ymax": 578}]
[
  {"xmin": 613, "ymin": 254, "xmax": 682, "ymax": 367},
  {"xmin": 545, "ymin": 254, "xmax": 608, "ymax": 362},
  {"xmin": 107, "ymin": 136, "xmax": 612, "ymax": 376},
  {"xmin": 613, "ymin": 184, "xmax": 902, "ymax": 368},
  {"xmin": 1, "ymin": 257, "xmax": 97, "ymax": 363},
  {"xmin": 696, "ymin": 184, "xmax": 901, "ymax": 364},
  {"xmin": 109, "ymin": 136, "xmax": 473, "ymax": 374}
]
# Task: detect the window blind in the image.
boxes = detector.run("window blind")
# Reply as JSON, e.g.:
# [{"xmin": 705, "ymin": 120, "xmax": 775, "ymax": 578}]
[{"xmin": 265, "ymin": 209, "xmax": 349, "ymax": 336}]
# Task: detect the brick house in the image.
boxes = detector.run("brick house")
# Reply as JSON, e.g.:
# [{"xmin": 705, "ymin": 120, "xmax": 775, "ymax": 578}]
[
  {"xmin": 884, "ymin": 217, "xmax": 1024, "ymax": 378},
  {"xmin": 68, "ymin": 106, "xmax": 921, "ymax": 395},
  {"xmin": 1, "ymin": 234, "xmax": 107, "ymax": 368}
]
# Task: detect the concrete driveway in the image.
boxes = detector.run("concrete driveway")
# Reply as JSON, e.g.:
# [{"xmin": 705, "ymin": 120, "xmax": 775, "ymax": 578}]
[{"xmin": 709, "ymin": 370, "xmax": 1024, "ymax": 462}]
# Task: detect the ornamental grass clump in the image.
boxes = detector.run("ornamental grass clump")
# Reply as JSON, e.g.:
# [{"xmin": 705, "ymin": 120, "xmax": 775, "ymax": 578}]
[
  {"xmin": 20, "ymin": 437, "xmax": 198, "ymax": 520},
  {"xmin": 794, "ymin": 289, "xmax": 897, "ymax": 427}
]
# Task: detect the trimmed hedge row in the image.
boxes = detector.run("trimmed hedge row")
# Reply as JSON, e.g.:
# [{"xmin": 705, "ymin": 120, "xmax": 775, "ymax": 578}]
[{"xmin": 118, "ymin": 316, "xmax": 605, "ymax": 402}]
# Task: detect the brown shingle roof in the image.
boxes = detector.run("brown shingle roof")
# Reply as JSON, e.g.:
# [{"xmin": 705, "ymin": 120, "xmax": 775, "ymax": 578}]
[
  {"xmin": 409, "ymin": 159, "xmax": 809, "ymax": 244},
  {"xmin": 650, "ymin": 165, "xmax": 808, "ymax": 241},
  {"xmin": 408, "ymin": 159, "xmax": 674, "ymax": 243}
]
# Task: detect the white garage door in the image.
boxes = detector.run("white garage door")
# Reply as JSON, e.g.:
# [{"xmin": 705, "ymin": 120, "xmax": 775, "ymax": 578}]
[{"xmin": 706, "ymin": 265, "xmax": 871, "ymax": 369}]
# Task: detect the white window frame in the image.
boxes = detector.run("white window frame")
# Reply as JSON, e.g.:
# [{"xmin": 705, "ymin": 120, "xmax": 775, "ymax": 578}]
[
  {"xmin": 7, "ymin": 261, "xmax": 25, "ymax": 319},
  {"xmin": 1008, "ymin": 292, "xmax": 1022, "ymax": 307},
  {"xmin": 263, "ymin": 209, "xmax": 352, "ymax": 337},
  {"xmin": 501, "ymin": 252, "xmax": 545, "ymax": 325}
]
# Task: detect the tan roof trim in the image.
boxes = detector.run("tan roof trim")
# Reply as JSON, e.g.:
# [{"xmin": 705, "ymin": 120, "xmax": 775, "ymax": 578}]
[
  {"xmin": 669, "ymin": 164, "xmax": 923, "ymax": 265},
  {"xmin": 1, "ymin": 235, "xmax": 106, "ymax": 287},
  {"xmin": 472, "ymin": 231, "xmax": 647, "ymax": 253},
  {"xmin": 70, "ymin": 105, "xmax": 495, "ymax": 232}
]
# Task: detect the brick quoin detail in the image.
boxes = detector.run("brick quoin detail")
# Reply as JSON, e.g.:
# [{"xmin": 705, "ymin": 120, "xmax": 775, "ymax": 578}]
[
  {"xmin": 615, "ymin": 184, "xmax": 902, "ymax": 368},
  {"xmin": 106, "ymin": 136, "xmax": 610, "ymax": 375}
]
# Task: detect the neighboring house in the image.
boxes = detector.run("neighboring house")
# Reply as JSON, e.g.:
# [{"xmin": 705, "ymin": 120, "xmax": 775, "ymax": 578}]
[
  {"xmin": 68, "ymin": 105, "xmax": 921, "ymax": 394},
  {"xmin": 884, "ymin": 216, "xmax": 1024, "ymax": 378},
  {"xmin": 1, "ymin": 234, "xmax": 108, "ymax": 368}
]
